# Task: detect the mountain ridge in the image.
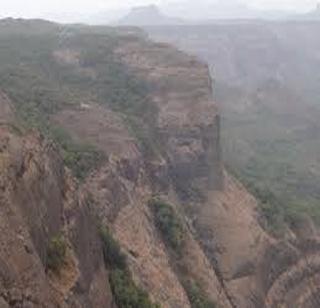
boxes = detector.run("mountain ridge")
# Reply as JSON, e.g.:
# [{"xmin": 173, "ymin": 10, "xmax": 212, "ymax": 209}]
[{"xmin": 117, "ymin": 5, "xmax": 184, "ymax": 26}]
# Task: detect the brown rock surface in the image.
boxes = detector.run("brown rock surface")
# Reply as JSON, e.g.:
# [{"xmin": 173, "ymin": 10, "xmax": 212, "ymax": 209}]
[
  {"xmin": 51, "ymin": 38, "xmax": 231, "ymax": 307},
  {"xmin": 0, "ymin": 91, "xmax": 13, "ymax": 124},
  {"xmin": 0, "ymin": 127, "xmax": 113, "ymax": 307}
]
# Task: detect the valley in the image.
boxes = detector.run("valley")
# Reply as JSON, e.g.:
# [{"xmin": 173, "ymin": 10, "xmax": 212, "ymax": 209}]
[{"xmin": 147, "ymin": 22, "xmax": 320, "ymax": 233}]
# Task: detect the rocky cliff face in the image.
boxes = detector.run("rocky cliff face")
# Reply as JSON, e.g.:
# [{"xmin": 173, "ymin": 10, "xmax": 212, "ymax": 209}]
[
  {"xmin": 145, "ymin": 23, "xmax": 320, "ymax": 216},
  {"xmin": 0, "ymin": 94, "xmax": 113, "ymax": 307},
  {"xmin": 1, "ymin": 20, "xmax": 319, "ymax": 308},
  {"xmin": 52, "ymin": 38, "xmax": 230, "ymax": 307}
]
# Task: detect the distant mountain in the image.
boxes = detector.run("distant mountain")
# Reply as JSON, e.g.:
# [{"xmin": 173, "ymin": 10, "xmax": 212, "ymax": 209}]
[
  {"xmin": 117, "ymin": 5, "xmax": 184, "ymax": 26},
  {"xmin": 44, "ymin": 1, "xmax": 295, "ymax": 26},
  {"xmin": 161, "ymin": 0, "xmax": 256, "ymax": 20},
  {"xmin": 85, "ymin": 9, "xmax": 129, "ymax": 25},
  {"xmin": 41, "ymin": 1, "xmax": 299, "ymax": 25},
  {"xmin": 161, "ymin": 0, "xmax": 292, "ymax": 22},
  {"xmin": 116, "ymin": 3, "xmax": 290, "ymax": 27}
]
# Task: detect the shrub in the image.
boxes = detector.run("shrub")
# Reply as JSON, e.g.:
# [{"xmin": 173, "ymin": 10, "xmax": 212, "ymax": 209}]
[
  {"xmin": 50, "ymin": 126, "xmax": 105, "ymax": 181},
  {"xmin": 61, "ymin": 142, "xmax": 104, "ymax": 180},
  {"xmin": 185, "ymin": 281, "xmax": 216, "ymax": 308},
  {"xmin": 99, "ymin": 226, "xmax": 159, "ymax": 308},
  {"xmin": 149, "ymin": 199, "xmax": 185, "ymax": 251},
  {"xmin": 46, "ymin": 235, "xmax": 67, "ymax": 272},
  {"xmin": 109, "ymin": 269, "xmax": 160, "ymax": 308},
  {"xmin": 124, "ymin": 116, "xmax": 161, "ymax": 159},
  {"xmin": 100, "ymin": 227, "xmax": 127, "ymax": 270}
]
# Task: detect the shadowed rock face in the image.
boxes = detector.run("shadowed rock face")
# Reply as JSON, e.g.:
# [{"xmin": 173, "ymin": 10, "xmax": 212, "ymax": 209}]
[
  {"xmin": 164, "ymin": 115, "xmax": 223, "ymax": 194},
  {"xmin": 115, "ymin": 40, "xmax": 224, "ymax": 195}
]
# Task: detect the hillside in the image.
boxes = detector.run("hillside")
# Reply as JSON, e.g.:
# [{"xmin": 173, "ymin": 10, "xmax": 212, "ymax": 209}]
[
  {"xmin": 0, "ymin": 19, "xmax": 320, "ymax": 308},
  {"xmin": 147, "ymin": 22, "xmax": 320, "ymax": 233}
]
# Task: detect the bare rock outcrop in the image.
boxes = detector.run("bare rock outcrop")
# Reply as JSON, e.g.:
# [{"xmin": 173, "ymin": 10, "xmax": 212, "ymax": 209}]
[{"xmin": 0, "ymin": 126, "xmax": 113, "ymax": 307}]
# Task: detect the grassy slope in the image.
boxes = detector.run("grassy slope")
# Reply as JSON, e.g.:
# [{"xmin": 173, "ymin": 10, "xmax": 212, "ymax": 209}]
[{"xmin": 0, "ymin": 19, "xmax": 156, "ymax": 179}]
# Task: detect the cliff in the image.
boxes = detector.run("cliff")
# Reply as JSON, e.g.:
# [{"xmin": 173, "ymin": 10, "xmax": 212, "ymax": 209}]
[
  {"xmin": 0, "ymin": 94, "xmax": 114, "ymax": 307},
  {"xmin": 52, "ymin": 35, "xmax": 230, "ymax": 307},
  {"xmin": 0, "ymin": 19, "xmax": 319, "ymax": 308},
  {"xmin": 146, "ymin": 23, "xmax": 320, "ymax": 212}
]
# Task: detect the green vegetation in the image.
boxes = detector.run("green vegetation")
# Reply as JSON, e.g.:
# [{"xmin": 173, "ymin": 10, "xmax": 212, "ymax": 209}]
[
  {"xmin": 184, "ymin": 281, "xmax": 216, "ymax": 308},
  {"xmin": 231, "ymin": 167, "xmax": 320, "ymax": 235},
  {"xmin": 221, "ymin": 89, "xmax": 320, "ymax": 234},
  {"xmin": 0, "ymin": 20, "xmax": 159, "ymax": 180},
  {"xmin": 100, "ymin": 227, "xmax": 127, "ymax": 270},
  {"xmin": 109, "ymin": 269, "xmax": 160, "ymax": 308},
  {"xmin": 50, "ymin": 126, "xmax": 104, "ymax": 180},
  {"xmin": 243, "ymin": 182, "xmax": 287, "ymax": 235},
  {"xmin": 124, "ymin": 116, "xmax": 162, "ymax": 159},
  {"xmin": 46, "ymin": 235, "xmax": 67, "ymax": 272},
  {"xmin": 99, "ymin": 226, "xmax": 159, "ymax": 308},
  {"xmin": 149, "ymin": 199, "xmax": 185, "ymax": 251}
]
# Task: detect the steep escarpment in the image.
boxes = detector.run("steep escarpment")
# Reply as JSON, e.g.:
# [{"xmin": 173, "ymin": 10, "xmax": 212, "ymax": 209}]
[
  {"xmin": 0, "ymin": 19, "xmax": 229, "ymax": 308},
  {"xmin": 1, "ymin": 19, "xmax": 319, "ymax": 308},
  {"xmin": 145, "ymin": 24, "xmax": 320, "ymax": 307},
  {"xmin": 115, "ymin": 39, "xmax": 223, "ymax": 193},
  {"xmin": 52, "ymin": 39, "xmax": 230, "ymax": 307},
  {"xmin": 48, "ymin": 26, "xmax": 272, "ymax": 308},
  {"xmin": 0, "ymin": 97, "xmax": 113, "ymax": 307},
  {"xmin": 89, "ymin": 25, "xmax": 320, "ymax": 308},
  {"xmin": 146, "ymin": 23, "xmax": 320, "ymax": 228}
]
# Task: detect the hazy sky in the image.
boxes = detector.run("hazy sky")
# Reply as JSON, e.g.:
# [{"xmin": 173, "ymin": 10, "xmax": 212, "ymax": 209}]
[{"xmin": 1, "ymin": 0, "xmax": 318, "ymax": 17}]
